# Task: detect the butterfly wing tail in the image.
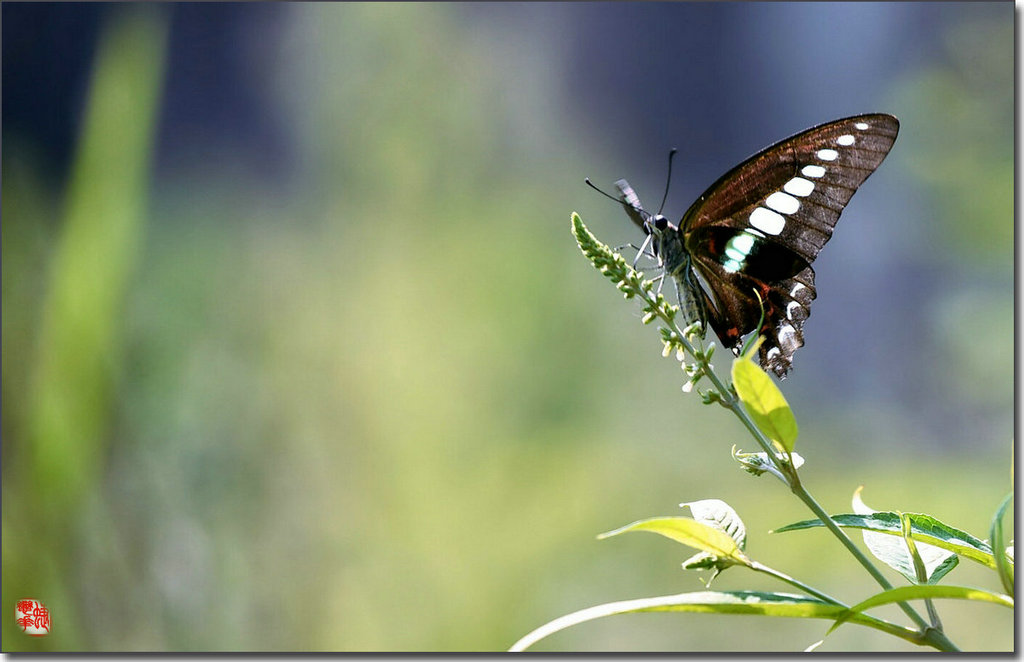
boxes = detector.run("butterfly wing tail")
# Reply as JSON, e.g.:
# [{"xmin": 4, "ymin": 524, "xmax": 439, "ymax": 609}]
[{"xmin": 759, "ymin": 267, "xmax": 817, "ymax": 378}]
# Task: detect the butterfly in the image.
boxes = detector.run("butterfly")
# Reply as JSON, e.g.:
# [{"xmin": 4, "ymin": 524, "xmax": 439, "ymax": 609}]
[{"xmin": 602, "ymin": 114, "xmax": 899, "ymax": 378}]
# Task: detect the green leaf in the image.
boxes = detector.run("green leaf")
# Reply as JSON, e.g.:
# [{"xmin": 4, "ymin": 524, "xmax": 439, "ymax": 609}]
[
  {"xmin": 990, "ymin": 493, "xmax": 1014, "ymax": 596},
  {"xmin": 509, "ymin": 591, "xmax": 913, "ymax": 652},
  {"xmin": 774, "ymin": 512, "xmax": 996, "ymax": 569},
  {"xmin": 731, "ymin": 355, "xmax": 798, "ymax": 451},
  {"xmin": 599, "ymin": 516, "xmax": 748, "ymax": 564},
  {"xmin": 827, "ymin": 584, "xmax": 1013, "ymax": 634},
  {"xmin": 852, "ymin": 490, "xmax": 958, "ymax": 584},
  {"xmin": 681, "ymin": 499, "xmax": 747, "ymax": 551}
]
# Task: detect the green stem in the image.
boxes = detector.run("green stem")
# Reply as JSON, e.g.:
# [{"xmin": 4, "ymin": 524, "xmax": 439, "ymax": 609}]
[
  {"xmin": 903, "ymin": 513, "xmax": 944, "ymax": 629},
  {"xmin": 788, "ymin": 484, "xmax": 930, "ymax": 631},
  {"xmin": 922, "ymin": 629, "xmax": 961, "ymax": 652},
  {"xmin": 748, "ymin": 561, "xmax": 844, "ymax": 606},
  {"xmin": 641, "ymin": 272, "xmax": 950, "ymax": 644},
  {"xmin": 747, "ymin": 562, "xmax": 957, "ymax": 650},
  {"xmin": 573, "ymin": 217, "xmax": 961, "ymax": 651}
]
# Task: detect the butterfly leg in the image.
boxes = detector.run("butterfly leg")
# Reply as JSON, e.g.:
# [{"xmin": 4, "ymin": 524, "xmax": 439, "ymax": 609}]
[
  {"xmin": 632, "ymin": 233, "xmax": 657, "ymax": 270},
  {"xmin": 648, "ymin": 272, "xmax": 666, "ymax": 295}
]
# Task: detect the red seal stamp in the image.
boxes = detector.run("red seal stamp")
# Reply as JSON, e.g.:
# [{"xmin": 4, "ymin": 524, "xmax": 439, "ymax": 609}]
[{"xmin": 15, "ymin": 599, "xmax": 50, "ymax": 636}]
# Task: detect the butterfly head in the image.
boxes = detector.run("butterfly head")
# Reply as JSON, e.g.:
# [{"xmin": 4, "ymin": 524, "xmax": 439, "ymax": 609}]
[{"xmin": 646, "ymin": 214, "xmax": 673, "ymax": 235}]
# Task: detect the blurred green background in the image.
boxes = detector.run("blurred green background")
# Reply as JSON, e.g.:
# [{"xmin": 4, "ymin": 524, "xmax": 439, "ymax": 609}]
[{"xmin": 2, "ymin": 2, "xmax": 1013, "ymax": 652}]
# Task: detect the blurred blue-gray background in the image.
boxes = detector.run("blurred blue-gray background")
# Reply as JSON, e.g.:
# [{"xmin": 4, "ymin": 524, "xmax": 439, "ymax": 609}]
[{"xmin": 3, "ymin": 2, "xmax": 1012, "ymax": 652}]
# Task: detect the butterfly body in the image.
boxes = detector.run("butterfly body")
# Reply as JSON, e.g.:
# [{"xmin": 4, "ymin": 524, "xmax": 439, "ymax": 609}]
[
  {"xmin": 613, "ymin": 114, "xmax": 899, "ymax": 378},
  {"xmin": 624, "ymin": 209, "xmax": 710, "ymax": 337}
]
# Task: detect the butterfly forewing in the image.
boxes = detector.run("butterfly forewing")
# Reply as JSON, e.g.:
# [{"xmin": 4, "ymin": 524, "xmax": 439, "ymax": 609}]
[
  {"xmin": 681, "ymin": 114, "xmax": 899, "ymax": 263},
  {"xmin": 678, "ymin": 114, "xmax": 899, "ymax": 377}
]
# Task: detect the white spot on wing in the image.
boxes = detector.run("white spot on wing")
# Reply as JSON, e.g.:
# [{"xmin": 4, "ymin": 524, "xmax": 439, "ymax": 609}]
[
  {"xmin": 816, "ymin": 149, "xmax": 839, "ymax": 161},
  {"xmin": 778, "ymin": 323, "xmax": 797, "ymax": 348},
  {"xmin": 730, "ymin": 233, "xmax": 755, "ymax": 254},
  {"xmin": 790, "ymin": 282, "xmax": 806, "ymax": 296},
  {"xmin": 765, "ymin": 191, "xmax": 800, "ymax": 214},
  {"xmin": 783, "ymin": 177, "xmax": 814, "ymax": 197},
  {"xmin": 749, "ymin": 207, "xmax": 785, "ymax": 235},
  {"xmin": 723, "ymin": 233, "xmax": 756, "ymax": 269},
  {"xmin": 855, "ymin": 122, "xmax": 869, "ymax": 130},
  {"xmin": 802, "ymin": 165, "xmax": 826, "ymax": 178},
  {"xmin": 786, "ymin": 301, "xmax": 802, "ymax": 319},
  {"xmin": 746, "ymin": 228, "xmax": 766, "ymax": 238},
  {"xmin": 837, "ymin": 134, "xmax": 855, "ymax": 146},
  {"xmin": 725, "ymin": 247, "xmax": 745, "ymax": 262},
  {"xmin": 766, "ymin": 347, "xmax": 780, "ymax": 360}
]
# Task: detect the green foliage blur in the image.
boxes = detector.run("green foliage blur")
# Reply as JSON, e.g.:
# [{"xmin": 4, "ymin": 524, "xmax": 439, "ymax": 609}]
[{"xmin": 2, "ymin": 5, "xmax": 1012, "ymax": 652}]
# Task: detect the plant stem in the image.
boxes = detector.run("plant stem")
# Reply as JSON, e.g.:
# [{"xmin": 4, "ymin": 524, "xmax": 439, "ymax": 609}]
[
  {"xmin": 922, "ymin": 628, "xmax": 961, "ymax": 652},
  {"xmin": 572, "ymin": 217, "xmax": 962, "ymax": 651},
  {"xmin": 748, "ymin": 561, "xmax": 843, "ymax": 605},
  {"xmin": 641, "ymin": 272, "xmax": 949, "ymax": 644},
  {"xmin": 747, "ymin": 562, "xmax": 959, "ymax": 650},
  {"xmin": 788, "ymin": 484, "xmax": 930, "ymax": 630}
]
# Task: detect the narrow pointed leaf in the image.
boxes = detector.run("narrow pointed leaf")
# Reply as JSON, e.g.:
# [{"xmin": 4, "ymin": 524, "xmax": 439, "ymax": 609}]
[
  {"xmin": 827, "ymin": 584, "xmax": 1013, "ymax": 634},
  {"xmin": 599, "ymin": 517, "xmax": 748, "ymax": 564},
  {"xmin": 852, "ymin": 491, "xmax": 958, "ymax": 584},
  {"xmin": 732, "ymin": 356, "xmax": 798, "ymax": 451},
  {"xmin": 509, "ymin": 591, "xmax": 913, "ymax": 652},
  {"xmin": 773, "ymin": 512, "xmax": 997, "ymax": 569},
  {"xmin": 990, "ymin": 493, "xmax": 1014, "ymax": 596}
]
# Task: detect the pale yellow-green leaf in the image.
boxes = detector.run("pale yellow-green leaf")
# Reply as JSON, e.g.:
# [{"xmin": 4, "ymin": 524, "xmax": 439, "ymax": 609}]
[
  {"xmin": 732, "ymin": 355, "xmax": 798, "ymax": 451},
  {"xmin": 599, "ymin": 516, "xmax": 748, "ymax": 564}
]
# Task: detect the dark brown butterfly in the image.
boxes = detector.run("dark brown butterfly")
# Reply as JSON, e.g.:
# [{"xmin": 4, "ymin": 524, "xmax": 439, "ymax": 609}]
[{"xmin": 612, "ymin": 114, "xmax": 899, "ymax": 378}]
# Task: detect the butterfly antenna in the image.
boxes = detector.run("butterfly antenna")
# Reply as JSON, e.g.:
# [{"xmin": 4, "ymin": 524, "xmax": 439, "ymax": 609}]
[
  {"xmin": 584, "ymin": 178, "xmax": 625, "ymax": 204},
  {"xmin": 656, "ymin": 148, "xmax": 678, "ymax": 215}
]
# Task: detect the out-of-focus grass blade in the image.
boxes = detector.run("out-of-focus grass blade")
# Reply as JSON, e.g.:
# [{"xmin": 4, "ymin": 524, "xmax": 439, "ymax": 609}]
[{"xmin": 29, "ymin": 9, "xmax": 168, "ymax": 511}]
